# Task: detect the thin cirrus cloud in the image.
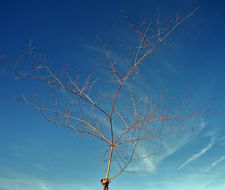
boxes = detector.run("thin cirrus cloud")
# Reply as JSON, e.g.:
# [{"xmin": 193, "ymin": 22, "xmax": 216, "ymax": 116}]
[
  {"xmin": 177, "ymin": 137, "xmax": 215, "ymax": 171},
  {"xmin": 142, "ymin": 121, "xmax": 205, "ymax": 173},
  {"xmin": 0, "ymin": 176, "xmax": 94, "ymax": 190},
  {"xmin": 133, "ymin": 132, "xmax": 193, "ymax": 173},
  {"xmin": 207, "ymin": 155, "xmax": 225, "ymax": 171}
]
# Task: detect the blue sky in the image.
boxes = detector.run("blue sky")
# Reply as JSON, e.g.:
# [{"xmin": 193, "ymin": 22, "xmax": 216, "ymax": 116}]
[{"xmin": 1, "ymin": 0, "xmax": 225, "ymax": 190}]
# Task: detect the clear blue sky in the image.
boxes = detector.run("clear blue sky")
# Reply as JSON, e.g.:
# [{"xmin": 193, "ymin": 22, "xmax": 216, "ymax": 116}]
[{"xmin": 1, "ymin": 0, "xmax": 225, "ymax": 190}]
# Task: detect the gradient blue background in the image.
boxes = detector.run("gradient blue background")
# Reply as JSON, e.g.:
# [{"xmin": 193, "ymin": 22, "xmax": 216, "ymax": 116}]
[{"xmin": 1, "ymin": 0, "xmax": 225, "ymax": 189}]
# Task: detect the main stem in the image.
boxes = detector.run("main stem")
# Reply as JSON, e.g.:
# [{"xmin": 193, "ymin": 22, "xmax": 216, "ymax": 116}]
[
  {"xmin": 101, "ymin": 145, "xmax": 114, "ymax": 190},
  {"xmin": 106, "ymin": 145, "xmax": 114, "ymax": 179}
]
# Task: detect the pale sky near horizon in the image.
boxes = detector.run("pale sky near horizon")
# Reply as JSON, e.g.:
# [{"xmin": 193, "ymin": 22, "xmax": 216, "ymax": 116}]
[{"xmin": 1, "ymin": 0, "xmax": 225, "ymax": 190}]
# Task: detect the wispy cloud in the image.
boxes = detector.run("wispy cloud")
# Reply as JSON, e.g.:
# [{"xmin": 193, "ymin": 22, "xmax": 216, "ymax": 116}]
[
  {"xmin": 218, "ymin": 135, "xmax": 225, "ymax": 146},
  {"xmin": 203, "ymin": 128, "xmax": 218, "ymax": 138},
  {"xmin": 199, "ymin": 119, "xmax": 207, "ymax": 131},
  {"xmin": 145, "ymin": 170, "xmax": 222, "ymax": 190},
  {"xmin": 84, "ymin": 44, "xmax": 104, "ymax": 54},
  {"xmin": 200, "ymin": 177, "xmax": 217, "ymax": 190},
  {"xmin": 177, "ymin": 137, "xmax": 215, "ymax": 171},
  {"xmin": 207, "ymin": 155, "xmax": 225, "ymax": 171},
  {"xmin": 143, "ymin": 157, "xmax": 157, "ymax": 173},
  {"xmin": 0, "ymin": 176, "xmax": 48, "ymax": 190},
  {"xmin": 163, "ymin": 61, "xmax": 176, "ymax": 73},
  {"xmin": 132, "ymin": 133, "xmax": 193, "ymax": 173},
  {"xmin": 0, "ymin": 174, "xmax": 95, "ymax": 190}
]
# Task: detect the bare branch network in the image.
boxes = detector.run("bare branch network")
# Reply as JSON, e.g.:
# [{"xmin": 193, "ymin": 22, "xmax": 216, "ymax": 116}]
[{"xmin": 1, "ymin": 7, "xmax": 215, "ymax": 190}]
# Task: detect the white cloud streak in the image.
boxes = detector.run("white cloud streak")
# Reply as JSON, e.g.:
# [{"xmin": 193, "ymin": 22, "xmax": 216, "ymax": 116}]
[
  {"xmin": 0, "ymin": 176, "xmax": 94, "ymax": 190},
  {"xmin": 131, "ymin": 133, "xmax": 193, "ymax": 173},
  {"xmin": 84, "ymin": 44, "xmax": 104, "ymax": 54},
  {"xmin": 177, "ymin": 137, "xmax": 215, "ymax": 171},
  {"xmin": 208, "ymin": 155, "xmax": 225, "ymax": 171}
]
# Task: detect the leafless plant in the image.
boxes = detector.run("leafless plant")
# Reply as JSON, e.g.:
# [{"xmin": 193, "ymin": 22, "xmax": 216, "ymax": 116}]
[{"xmin": 1, "ymin": 8, "xmax": 213, "ymax": 190}]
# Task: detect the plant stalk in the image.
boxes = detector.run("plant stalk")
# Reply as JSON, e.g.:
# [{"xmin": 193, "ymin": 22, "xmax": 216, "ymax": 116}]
[{"xmin": 106, "ymin": 145, "xmax": 114, "ymax": 179}]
